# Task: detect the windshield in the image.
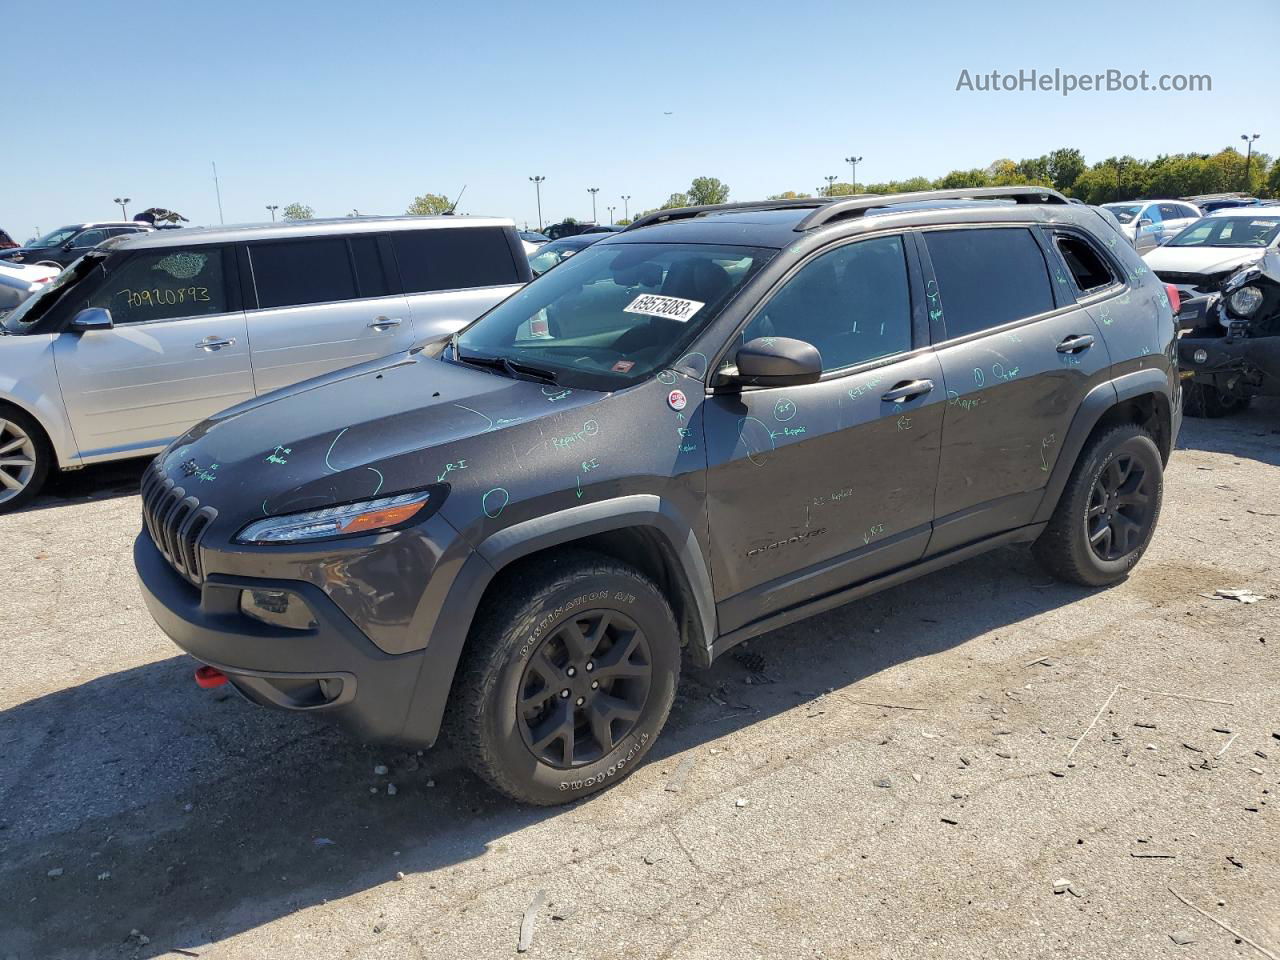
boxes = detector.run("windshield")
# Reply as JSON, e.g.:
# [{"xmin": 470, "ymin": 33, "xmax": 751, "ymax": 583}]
[
  {"xmin": 0, "ymin": 255, "xmax": 103, "ymax": 333},
  {"xmin": 1102, "ymin": 204, "xmax": 1143, "ymax": 224},
  {"xmin": 1167, "ymin": 216, "xmax": 1280, "ymax": 249},
  {"xmin": 528, "ymin": 239, "xmax": 595, "ymax": 277},
  {"xmin": 455, "ymin": 241, "xmax": 775, "ymax": 389},
  {"xmin": 28, "ymin": 226, "xmax": 80, "ymax": 249}
]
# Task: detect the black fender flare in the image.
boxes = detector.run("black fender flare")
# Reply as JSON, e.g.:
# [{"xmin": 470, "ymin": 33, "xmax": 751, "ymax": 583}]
[
  {"xmin": 398, "ymin": 494, "xmax": 716, "ymax": 746},
  {"xmin": 1033, "ymin": 368, "xmax": 1172, "ymax": 525}
]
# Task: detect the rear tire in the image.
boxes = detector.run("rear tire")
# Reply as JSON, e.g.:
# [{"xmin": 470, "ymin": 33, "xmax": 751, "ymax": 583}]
[
  {"xmin": 1183, "ymin": 380, "xmax": 1249, "ymax": 418},
  {"xmin": 0, "ymin": 404, "xmax": 52, "ymax": 513},
  {"xmin": 1033, "ymin": 423, "xmax": 1163, "ymax": 587},
  {"xmin": 446, "ymin": 550, "xmax": 680, "ymax": 805}
]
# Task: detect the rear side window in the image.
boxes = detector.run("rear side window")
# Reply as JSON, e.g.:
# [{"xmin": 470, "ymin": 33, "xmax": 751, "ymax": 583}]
[
  {"xmin": 1158, "ymin": 203, "xmax": 1183, "ymax": 221},
  {"xmin": 1055, "ymin": 234, "xmax": 1116, "ymax": 293},
  {"xmin": 924, "ymin": 228, "xmax": 1055, "ymax": 339},
  {"xmin": 86, "ymin": 247, "xmax": 229, "ymax": 323},
  {"xmin": 391, "ymin": 227, "xmax": 519, "ymax": 293},
  {"xmin": 250, "ymin": 238, "xmax": 358, "ymax": 308}
]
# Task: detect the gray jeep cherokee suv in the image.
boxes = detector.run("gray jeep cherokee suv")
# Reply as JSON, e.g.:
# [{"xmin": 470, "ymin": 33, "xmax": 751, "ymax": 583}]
[{"xmin": 135, "ymin": 187, "xmax": 1181, "ymax": 805}]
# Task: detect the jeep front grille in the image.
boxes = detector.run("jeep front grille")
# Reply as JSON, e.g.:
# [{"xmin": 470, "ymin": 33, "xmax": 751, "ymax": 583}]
[{"xmin": 140, "ymin": 464, "xmax": 216, "ymax": 585}]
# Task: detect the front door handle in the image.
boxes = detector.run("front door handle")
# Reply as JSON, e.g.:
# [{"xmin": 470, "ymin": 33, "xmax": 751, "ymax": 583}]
[
  {"xmin": 1056, "ymin": 334, "xmax": 1096, "ymax": 354},
  {"xmin": 368, "ymin": 316, "xmax": 403, "ymax": 330},
  {"xmin": 195, "ymin": 336, "xmax": 235, "ymax": 350},
  {"xmin": 880, "ymin": 379, "xmax": 934, "ymax": 403}
]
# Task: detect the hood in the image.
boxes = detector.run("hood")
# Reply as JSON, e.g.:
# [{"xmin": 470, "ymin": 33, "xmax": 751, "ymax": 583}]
[
  {"xmin": 155, "ymin": 350, "xmax": 603, "ymax": 518},
  {"xmin": 1143, "ymin": 245, "xmax": 1265, "ymax": 276}
]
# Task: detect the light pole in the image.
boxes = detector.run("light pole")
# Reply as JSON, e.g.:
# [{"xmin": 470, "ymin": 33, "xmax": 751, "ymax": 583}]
[
  {"xmin": 265, "ymin": 204, "xmax": 279, "ymax": 222},
  {"xmin": 844, "ymin": 155, "xmax": 863, "ymax": 190},
  {"xmin": 824, "ymin": 175, "xmax": 838, "ymax": 197},
  {"xmin": 1241, "ymin": 133, "xmax": 1261, "ymax": 190},
  {"xmin": 113, "ymin": 197, "xmax": 131, "ymax": 219},
  {"xmin": 529, "ymin": 176, "xmax": 546, "ymax": 231},
  {"xmin": 587, "ymin": 187, "xmax": 600, "ymax": 224},
  {"xmin": 607, "ymin": 205, "xmax": 616, "ymax": 225},
  {"xmin": 621, "ymin": 195, "xmax": 631, "ymax": 220}
]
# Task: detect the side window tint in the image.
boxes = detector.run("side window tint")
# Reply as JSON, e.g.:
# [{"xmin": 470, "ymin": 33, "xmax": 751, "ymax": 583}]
[
  {"xmin": 250, "ymin": 239, "xmax": 358, "ymax": 308},
  {"xmin": 350, "ymin": 236, "xmax": 390, "ymax": 298},
  {"xmin": 74, "ymin": 229, "xmax": 108, "ymax": 248},
  {"xmin": 391, "ymin": 227, "xmax": 519, "ymax": 293},
  {"xmin": 925, "ymin": 228, "xmax": 1055, "ymax": 339},
  {"xmin": 743, "ymin": 235, "xmax": 912, "ymax": 372},
  {"xmin": 87, "ymin": 248, "xmax": 228, "ymax": 323},
  {"xmin": 1055, "ymin": 234, "xmax": 1116, "ymax": 292},
  {"xmin": 1158, "ymin": 204, "xmax": 1182, "ymax": 220}
]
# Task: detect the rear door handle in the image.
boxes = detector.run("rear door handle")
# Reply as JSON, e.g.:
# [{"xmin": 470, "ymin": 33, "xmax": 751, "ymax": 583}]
[
  {"xmin": 368, "ymin": 316, "xmax": 403, "ymax": 330},
  {"xmin": 1056, "ymin": 334, "xmax": 1096, "ymax": 354},
  {"xmin": 195, "ymin": 336, "xmax": 234, "ymax": 350},
  {"xmin": 880, "ymin": 379, "xmax": 934, "ymax": 403}
]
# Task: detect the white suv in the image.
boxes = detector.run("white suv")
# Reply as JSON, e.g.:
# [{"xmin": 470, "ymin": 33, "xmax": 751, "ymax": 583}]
[
  {"xmin": 1101, "ymin": 200, "xmax": 1202, "ymax": 252},
  {"xmin": 0, "ymin": 216, "xmax": 529, "ymax": 510}
]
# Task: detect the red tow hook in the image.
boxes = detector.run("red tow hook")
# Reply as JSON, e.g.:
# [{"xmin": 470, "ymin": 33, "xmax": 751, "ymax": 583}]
[{"xmin": 194, "ymin": 665, "xmax": 228, "ymax": 689}]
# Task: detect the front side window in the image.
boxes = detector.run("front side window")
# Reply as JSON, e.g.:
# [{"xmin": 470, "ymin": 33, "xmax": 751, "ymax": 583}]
[
  {"xmin": 1140, "ymin": 205, "xmax": 1162, "ymax": 224},
  {"xmin": 73, "ymin": 229, "xmax": 108, "ymax": 248},
  {"xmin": 250, "ymin": 238, "xmax": 358, "ymax": 308},
  {"xmin": 455, "ymin": 241, "xmax": 773, "ymax": 389},
  {"xmin": 741, "ymin": 235, "xmax": 912, "ymax": 372},
  {"xmin": 925, "ymin": 228, "xmax": 1055, "ymax": 339},
  {"xmin": 392, "ymin": 227, "xmax": 520, "ymax": 293},
  {"xmin": 85, "ymin": 247, "xmax": 229, "ymax": 323}
]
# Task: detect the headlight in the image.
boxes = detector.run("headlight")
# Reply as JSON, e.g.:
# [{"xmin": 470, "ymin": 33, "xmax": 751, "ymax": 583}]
[
  {"xmin": 236, "ymin": 489, "xmax": 439, "ymax": 544},
  {"xmin": 1193, "ymin": 348, "xmax": 1209, "ymax": 364},
  {"xmin": 1229, "ymin": 285, "xmax": 1263, "ymax": 316}
]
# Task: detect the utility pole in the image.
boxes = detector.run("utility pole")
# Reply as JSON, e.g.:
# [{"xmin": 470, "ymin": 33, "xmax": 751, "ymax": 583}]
[
  {"xmin": 212, "ymin": 162, "xmax": 225, "ymax": 224},
  {"xmin": 265, "ymin": 204, "xmax": 278, "ymax": 222},
  {"xmin": 844, "ymin": 155, "xmax": 863, "ymax": 190},
  {"xmin": 1241, "ymin": 133, "xmax": 1261, "ymax": 190},
  {"xmin": 824, "ymin": 175, "xmax": 838, "ymax": 197},
  {"xmin": 587, "ymin": 187, "xmax": 599, "ymax": 224},
  {"xmin": 607, "ymin": 205, "xmax": 616, "ymax": 225},
  {"xmin": 529, "ymin": 176, "xmax": 546, "ymax": 231},
  {"xmin": 621, "ymin": 194, "xmax": 631, "ymax": 220},
  {"xmin": 113, "ymin": 197, "xmax": 131, "ymax": 219}
]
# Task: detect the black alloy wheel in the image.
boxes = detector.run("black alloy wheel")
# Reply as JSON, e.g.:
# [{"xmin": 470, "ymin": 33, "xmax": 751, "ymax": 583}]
[{"xmin": 1086, "ymin": 451, "xmax": 1156, "ymax": 562}]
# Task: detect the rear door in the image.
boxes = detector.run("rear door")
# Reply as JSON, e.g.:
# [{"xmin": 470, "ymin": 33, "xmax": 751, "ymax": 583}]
[
  {"xmin": 389, "ymin": 226, "xmax": 525, "ymax": 344},
  {"xmin": 921, "ymin": 225, "xmax": 1110, "ymax": 554},
  {"xmin": 51, "ymin": 244, "xmax": 253, "ymax": 459},
  {"xmin": 243, "ymin": 234, "xmax": 414, "ymax": 395},
  {"xmin": 703, "ymin": 232, "xmax": 945, "ymax": 633}
]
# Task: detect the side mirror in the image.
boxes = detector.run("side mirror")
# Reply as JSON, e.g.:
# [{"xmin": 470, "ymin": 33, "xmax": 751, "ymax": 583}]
[
  {"xmin": 1137, "ymin": 218, "xmax": 1153, "ymax": 230},
  {"xmin": 726, "ymin": 336, "xmax": 822, "ymax": 388},
  {"xmin": 70, "ymin": 307, "xmax": 114, "ymax": 332}
]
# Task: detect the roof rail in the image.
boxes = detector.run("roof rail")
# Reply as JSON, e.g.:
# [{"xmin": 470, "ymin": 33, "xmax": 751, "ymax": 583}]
[
  {"xmin": 623, "ymin": 197, "xmax": 845, "ymax": 232},
  {"xmin": 793, "ymin": 186, "xmax": 1069, "ymax": 231}
]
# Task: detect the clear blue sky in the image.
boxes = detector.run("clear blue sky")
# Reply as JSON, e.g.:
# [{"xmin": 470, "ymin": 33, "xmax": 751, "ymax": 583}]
[{"xmin": 5, "ymin": 0, "xmax": 1276, "ymax": 239}]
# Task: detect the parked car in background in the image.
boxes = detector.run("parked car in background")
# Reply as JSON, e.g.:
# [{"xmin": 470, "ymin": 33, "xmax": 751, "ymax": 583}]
[
  {"xmin": 544, "ymin": 221, "xmax": 601, "ymax": 240},
  {"xmin": 1101, "ymin": 200, "xmax": 1201, "ymax": 253},
  {"xmin": 0, "ymin": 261, "xmax": 60, "ymax": 313},
  {"xmin": 0, "ymin": 228, "xmax": 18, "ymax": 250},
  {"xmin": 1145, "ymin": 209, "xmax": 1280, "ymax": 324},
  {"xmin": 518, "ymin": 231, "xmax": 550, "ymax": 257},
  {"xmin": 132, "ymin": 187, "xmax": 1179, "ymax": 806},
  {"xmin": 1183, "ymin": 194, "xmax": 1264, "ymax": 214},
  {"xmin": 527, "ymin": 231, "xmax": 610, "ymax": 276},
  {"xmin": 0, "ymin": 221, "xmax": 153, "ymax": 268},
  {"xmin": 580, "ymin": 224, "xmax": 624, "ymax": 235},
  {"xmin": 0, "ymin": 216, "xmax": 530, "ymax": 510}
]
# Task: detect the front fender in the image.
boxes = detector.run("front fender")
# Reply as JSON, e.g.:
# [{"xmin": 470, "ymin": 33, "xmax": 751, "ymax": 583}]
[{"xmin": 0, "ymin": 333, "xmax": 79, "ymax": 466}]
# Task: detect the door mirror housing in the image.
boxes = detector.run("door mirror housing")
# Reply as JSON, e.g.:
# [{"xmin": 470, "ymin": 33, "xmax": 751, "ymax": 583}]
[
  {"xmin": 1137, "ymin": 217, "xmax": 1153, "ymax": 229},
  {"xmin": 725, "ymin": 336, "xmax": 822, "ymax": 388},
  {"xmin": 70, "ymin": 307, "xmax": 114, "ymax": 332}
]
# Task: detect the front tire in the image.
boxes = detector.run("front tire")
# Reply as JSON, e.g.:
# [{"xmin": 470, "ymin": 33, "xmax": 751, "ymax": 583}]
[
  {"xmin": 447, "ymin": 551, "xmax": 680, "ymax": 805},
  {"xmin": 0, "ymin": 405, "xmax": 52, "ymax": 513},
  {"xmin": 1033, "ymin": 423, "xmax": 1163, "ymax": 587}
]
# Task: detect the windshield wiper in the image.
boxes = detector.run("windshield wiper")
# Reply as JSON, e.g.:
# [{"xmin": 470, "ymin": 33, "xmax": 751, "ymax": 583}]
[{"xmin": 454, "ymin": 348, "xmax": 558, "ymax": 385}]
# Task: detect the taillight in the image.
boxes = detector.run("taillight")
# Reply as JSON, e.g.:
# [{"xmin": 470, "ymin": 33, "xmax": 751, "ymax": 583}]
[
  {"xmin": 1164, "ymin": 283, "xmax": 1181, "ymax": 316},
  {"xmin": 34, "ymin": 277, "xmax": 54, "ymax": 285}
]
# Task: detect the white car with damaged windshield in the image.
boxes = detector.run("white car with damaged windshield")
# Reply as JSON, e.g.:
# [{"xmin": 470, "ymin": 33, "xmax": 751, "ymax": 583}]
[{"xmin": 0, "ymin": 216, "xmax": 530, "ymax": 511}]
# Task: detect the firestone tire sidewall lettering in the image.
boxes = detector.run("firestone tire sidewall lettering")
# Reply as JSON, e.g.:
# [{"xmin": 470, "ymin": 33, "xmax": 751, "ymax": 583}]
[{"xmin": 483, "ymin": 574, "xmax": 679, "ymax": 805}]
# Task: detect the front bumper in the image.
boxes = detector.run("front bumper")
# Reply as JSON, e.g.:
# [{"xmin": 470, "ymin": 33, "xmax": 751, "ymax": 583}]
[
  {"xmin": 1177, "ymin": 334, "xmax": 1280, "ymax": 395},
  {"xmin": 135, "ymin": 531, "xmax": 429, "ymax": 743}
]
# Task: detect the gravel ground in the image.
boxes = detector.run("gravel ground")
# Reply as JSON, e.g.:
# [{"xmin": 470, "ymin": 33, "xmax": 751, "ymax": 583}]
[{"xmin": 1, "ymin": 403, "xmax": 1277, "ymax": 960}]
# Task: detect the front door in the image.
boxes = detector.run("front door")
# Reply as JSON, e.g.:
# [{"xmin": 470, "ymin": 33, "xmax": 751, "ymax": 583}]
[
  {"xmin": 919, "ymin": 225, "xmax": 1112, "ymax": 554},
  {"xmin": 704, "ymin": 233, "xmax": 945, "ymax": 634},
  {"xmin": 244, "ymin": 235, "xmax": 415, "ymax": 394},
  {"xmin": 52, "ymin": 244, "xmax": 254, "ymax": 459}
]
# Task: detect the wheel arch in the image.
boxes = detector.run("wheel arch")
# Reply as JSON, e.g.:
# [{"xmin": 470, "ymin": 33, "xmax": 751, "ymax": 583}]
[
  {"xmin": 399, "ymin": 495, "xmax": 715, "ymax": 747},
  {"xmin": 0, "ymin": 395, "xmax": 59, "ymax": 467}
]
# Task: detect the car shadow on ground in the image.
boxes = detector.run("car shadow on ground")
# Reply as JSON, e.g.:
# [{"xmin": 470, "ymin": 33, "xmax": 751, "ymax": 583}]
[
  {"xmin": 21, "ymin": 456, "xmax": 152, "ymax": 512},
  {"xmin": 1175, "ymin": 396, "xmax": 1280, "ymax": 467},
  {"xmin": 0, "ymin": 544, "xmax": 1091, "ymax": 958}
]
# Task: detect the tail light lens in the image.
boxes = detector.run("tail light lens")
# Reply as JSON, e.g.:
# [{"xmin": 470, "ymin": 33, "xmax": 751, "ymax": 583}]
[{"xmin": 1164, "ymin": 283, "xmax": 1181, "ymax": 316}]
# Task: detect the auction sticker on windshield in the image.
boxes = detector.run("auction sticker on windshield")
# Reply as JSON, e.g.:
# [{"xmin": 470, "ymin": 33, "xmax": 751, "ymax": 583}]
[{"xmin": 623, "ymin": 294, "xmax": 705, "ymax": 322}]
